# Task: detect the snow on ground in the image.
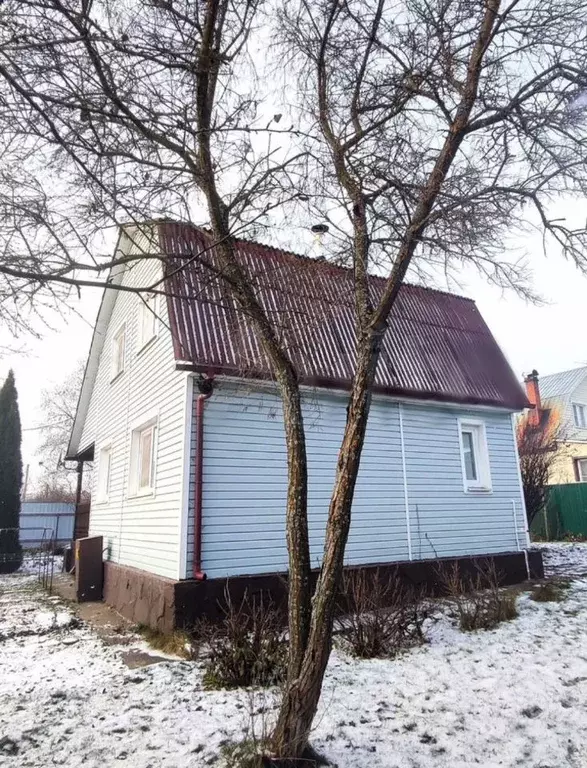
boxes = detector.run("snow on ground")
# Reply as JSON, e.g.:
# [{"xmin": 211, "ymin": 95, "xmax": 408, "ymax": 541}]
[
  {"xmin": 1, "ymin": 545, "xmax": 587, "ymax": 768},
  {"xmin": 535, "ymin": 542, "xmax": 587, "ymax": 579}
]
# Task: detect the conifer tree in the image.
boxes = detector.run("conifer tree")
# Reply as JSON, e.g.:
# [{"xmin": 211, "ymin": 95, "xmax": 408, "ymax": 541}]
[{"xmin": 0, "ymin": 370, "xmax": 23, "ymax": 573}]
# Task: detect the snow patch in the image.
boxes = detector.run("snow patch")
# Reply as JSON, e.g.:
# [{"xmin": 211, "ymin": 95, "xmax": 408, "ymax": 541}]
[{"xmin": 1, "ymin": 544, "xmax": 587, "ymax": 767}]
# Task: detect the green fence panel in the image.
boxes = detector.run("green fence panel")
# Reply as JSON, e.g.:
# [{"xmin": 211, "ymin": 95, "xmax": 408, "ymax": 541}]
[{"xmin": 532, "ymin": 483, "xmax": 587, "ymax": 540}]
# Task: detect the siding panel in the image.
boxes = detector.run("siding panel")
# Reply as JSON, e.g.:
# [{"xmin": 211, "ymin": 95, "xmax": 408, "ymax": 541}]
[
  {"xmin": 187, "ymin": 383, "xmax": 525, "ymax": 579},
  {"xmin": 79, "ymin": 232, "xmax": 188, "ymax": 580}
]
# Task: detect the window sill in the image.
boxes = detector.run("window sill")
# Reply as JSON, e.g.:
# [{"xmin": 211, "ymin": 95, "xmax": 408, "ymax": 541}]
[
  {"xmin": 137, "ymin": 335, "xmax": 157, "ymax": 357},
  {"xmin": 128, "ymin": 488, "xmax": 155, "ymax": 499},
  {"xmin": 110, "ymin": 370, "xmax": 125, "ymax": 384},
  {"xmin": 94, "ymin": 498, "xmax": 109, "ymax": 505},
  {"xmin": 465, "ymin": 486, "xmax": 493, "ymax": 495}
]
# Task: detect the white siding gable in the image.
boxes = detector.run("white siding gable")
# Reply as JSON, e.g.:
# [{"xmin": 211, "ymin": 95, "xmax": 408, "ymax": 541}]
[{"xmin": 78, "ymin": 231, "xmax": 189, "ymax": 580}]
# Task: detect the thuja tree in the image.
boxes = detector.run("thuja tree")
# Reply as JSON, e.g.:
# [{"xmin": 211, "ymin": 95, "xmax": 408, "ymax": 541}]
[
  {"xmin": 0, "ymin": 370, "xmax": 23, "ymax": 574},
  {"xmin": 2, "ymin": 0, "xmax": 587, "ymax": 760}
]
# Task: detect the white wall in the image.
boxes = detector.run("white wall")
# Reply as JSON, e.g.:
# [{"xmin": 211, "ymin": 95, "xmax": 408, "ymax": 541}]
[{"xmin": 79, "ymin": 231, "xmax": 189, "ymax": 580}]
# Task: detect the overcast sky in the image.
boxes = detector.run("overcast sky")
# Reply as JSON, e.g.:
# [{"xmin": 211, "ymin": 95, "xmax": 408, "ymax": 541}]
[{"xmin": 1, "ymin": 198, "xmax": 586, "ymax": 487}]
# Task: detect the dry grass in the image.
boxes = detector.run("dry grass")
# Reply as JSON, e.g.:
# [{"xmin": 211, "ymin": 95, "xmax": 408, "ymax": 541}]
[
  {"xmin": 136, "ymin": 625, "xmax": 195, "ymax": 659},
  {"xmin": 529, "ymin": 581, "xmax": 570, "ymax": 603}
]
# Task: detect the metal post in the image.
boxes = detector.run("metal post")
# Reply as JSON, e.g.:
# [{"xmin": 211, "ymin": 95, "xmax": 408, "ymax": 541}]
[{"xmin": 73, "ymin": 460, "xmax": 83, "ymax": 542}]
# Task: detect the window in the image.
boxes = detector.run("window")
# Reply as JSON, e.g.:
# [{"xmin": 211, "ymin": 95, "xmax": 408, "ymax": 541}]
[
  {"xmin": 138, "ymin": 294, "xmax": 157, "ymax": 349},
  {"xmin": 129, "ymin": 418, "xmax": 157, "ymax": 495},
  {"xmin": 458, "ymin": 420, "xmax": 492, "ymax": 492},
  {"xmin": 96, "ymin": 444, "xmax": 112, "ymax": 503},
  {"xmin": 576, "ymin": 458, "xmax": 587, "ymax": 482},
  {"xmin": 111, "ymin": 325, "xmax": 126, "ymax": 380},
  {"xmin": 573, "ymin": 403, "xmax": 586, "ymax": 429}
]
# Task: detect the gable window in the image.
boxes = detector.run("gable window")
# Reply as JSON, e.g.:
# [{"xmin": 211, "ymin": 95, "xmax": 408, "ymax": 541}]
[
  {"xmin": 138, "ymin": 294, "xmax": 158, "ymax": 349},
  {"xmin": 129, "ymin": 417, "xmax": 157, "ymax": 496},
  {"xmin": 573, "ymin": 404, "xmax": 586, "ymax": 428},
  {"xmin": 458, "ymin": 420, "xmax": 492, "ymax": 492},
  {"xmin": 111, "ymin": 325, "xmax": 126, "ymax": 380},
  {"xmin": 96, "ymin": 444, "xmax": 112, "ymax": 503}
]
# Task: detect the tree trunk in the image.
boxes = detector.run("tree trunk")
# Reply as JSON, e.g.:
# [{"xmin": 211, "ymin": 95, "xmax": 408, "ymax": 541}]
[
  {"xmin": 272, "ymin": 331, "xmax": 384, "ymax": 758},
  {"xmin": 279, "ymin": 381, "xmax": 312, "ymax": 677}
]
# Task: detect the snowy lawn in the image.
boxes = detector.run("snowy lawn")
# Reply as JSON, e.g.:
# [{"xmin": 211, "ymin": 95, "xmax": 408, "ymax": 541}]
[{"xmin": 0, "ymin": 545, "xmax": 586, "ymax": 768}]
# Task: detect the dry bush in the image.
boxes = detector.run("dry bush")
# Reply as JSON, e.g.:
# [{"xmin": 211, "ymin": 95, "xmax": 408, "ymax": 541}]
[
  {"xmin": 439, "ymin": 560, "xmax": 518, "ymax": 632},
  {"xmin": 194, "ymin": 587, "xmax": 287, "ymax": 690},
  {"xmin": 336, "ymin": 569, "xmax": 426, "ymax": 659}
]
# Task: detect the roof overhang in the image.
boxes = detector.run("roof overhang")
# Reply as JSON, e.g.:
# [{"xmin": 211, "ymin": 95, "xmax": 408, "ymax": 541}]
[{"xmin": 176, "ymin": 362, "xmax": 530, "ymax": 411}]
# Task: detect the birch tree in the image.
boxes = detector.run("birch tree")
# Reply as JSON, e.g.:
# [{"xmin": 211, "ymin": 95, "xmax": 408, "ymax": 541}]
[{"xmin": 2, "ymin": 0, "xmax": 587, "ymax": 761}]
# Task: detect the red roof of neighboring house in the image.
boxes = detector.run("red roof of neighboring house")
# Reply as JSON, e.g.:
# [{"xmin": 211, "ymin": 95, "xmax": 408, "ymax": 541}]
[{"xmin": 160, "ymin": 222, "xmax": 528, "ymax": 410}]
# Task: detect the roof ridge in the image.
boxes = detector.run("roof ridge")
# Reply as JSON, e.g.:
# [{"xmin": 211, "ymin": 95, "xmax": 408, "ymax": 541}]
[
  {"xmin": 541, "ymin": 365, "xmax": 587, "ymax": 380},
  {"xmin": 160, "ymin": 221, "xmax": 475, "ymax": 304}
]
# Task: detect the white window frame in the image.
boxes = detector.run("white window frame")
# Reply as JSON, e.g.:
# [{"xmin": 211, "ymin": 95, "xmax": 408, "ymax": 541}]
[
  {"xmin": 576, "ymin": 458, "xmax": 587, "ymax": 482},
  {"xmin": 457, "ymin": 418, "xmax": 492, "ymax": 493},
  {"xmin": 96, "ymin": 442, "xmax": 112, "ymax": 504},
  {"xmin": 138, "ymin": 293, "xmax": 158, "ymax": 351},
  {"xmin": 111, "ymin": 323, "xmax": 126, "ymax": 381},
  {"xmin": 573, "ymin": 403, "xmax": 587, "ymax": 429},
  {"xmin": 128, "ymin": 414, "xmax": 158, "ymax": 497}
]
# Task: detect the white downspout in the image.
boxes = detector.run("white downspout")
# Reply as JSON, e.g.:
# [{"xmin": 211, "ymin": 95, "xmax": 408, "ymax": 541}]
[
  {"xmin": 511, "ymin": 413, "xmax": 531, "ymax": 547},
  {"xmin": 511, "ymin": 499, "xmax": 521, "ymax": 552},
  {"xmin": 512, "ymin": 498, "xmax": 531, "ymax": 580},
  {"xmin": 399, "ymin": 403, "xmax": 413, "ymax": 561},
  {"xmin": 511, "ymin": 413, "xmax": 532, "ymax": 579}
]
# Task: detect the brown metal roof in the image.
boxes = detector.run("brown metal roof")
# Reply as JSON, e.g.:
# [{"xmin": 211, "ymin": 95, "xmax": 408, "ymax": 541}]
[{"xmin": 160, "ymin": 222, "xmax": 528, "ymax": 410}]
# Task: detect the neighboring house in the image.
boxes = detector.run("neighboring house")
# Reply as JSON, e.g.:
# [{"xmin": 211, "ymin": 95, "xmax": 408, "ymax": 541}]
[
  {"xmin": 523, "ymin": 367, "xmax": 587, "ymax": 484},
  {"xmin": 67, "ymin": 222, "xmax": 541, "ymax": 630}
]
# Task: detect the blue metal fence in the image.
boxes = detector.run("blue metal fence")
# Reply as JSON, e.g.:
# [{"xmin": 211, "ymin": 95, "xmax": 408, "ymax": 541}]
[{"xmin": 20, "ymin": 502, "xmax": 76, "ymax": 548}]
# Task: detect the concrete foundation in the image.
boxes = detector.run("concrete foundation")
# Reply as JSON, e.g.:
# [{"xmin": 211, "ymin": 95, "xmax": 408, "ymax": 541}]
[
  {"xmin": 102, "ymin": 549, "xmax": 544, "ymax": 632},
  {"xmin": 103, "ymin": 561, "xmax": 177, "ymax": 632}
]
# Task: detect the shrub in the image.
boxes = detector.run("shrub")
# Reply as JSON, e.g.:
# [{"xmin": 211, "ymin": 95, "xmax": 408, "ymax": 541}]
[
  {"xmin": 336, "ymin": 568, "xmax": 426, "ymax": 658},
  {"xmin": 195, "ymin": 587, "xmax": 287, "ymax": 689},
  {"xmin": 529, "ymin": 581, "xmax": 569, "ymax": 602},
  {"xmin": 439, "ymin": 560, "xmax": 518, "ymax": 631}
]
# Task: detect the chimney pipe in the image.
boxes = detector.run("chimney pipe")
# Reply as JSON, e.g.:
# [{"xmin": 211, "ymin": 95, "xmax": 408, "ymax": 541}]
[{"xmin": 524, "ymin": 369, "xmax": 541, "ymax": 426}]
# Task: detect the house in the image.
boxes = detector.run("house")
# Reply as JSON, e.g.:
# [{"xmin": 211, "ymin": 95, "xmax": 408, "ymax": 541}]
[
  {"xmin": 67, "ymin": 222, "xmax": 542, "ymax": 630},
  {"xmin": 523, "ymin": 367, "xmax": 587, "ymax": 483}
]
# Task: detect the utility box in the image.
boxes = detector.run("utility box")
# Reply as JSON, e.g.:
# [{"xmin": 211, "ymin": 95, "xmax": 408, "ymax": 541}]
[{"xmin": 74, "ymin": 536, "xmax": 103, "ymax": 602}]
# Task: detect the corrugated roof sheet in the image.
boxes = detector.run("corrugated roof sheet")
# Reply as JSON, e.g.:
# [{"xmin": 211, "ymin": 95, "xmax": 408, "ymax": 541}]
[
  {"xmin": 539, "ymin": 366, "xmax": 587, "ymax": 399},
  {"xmin": 160, "ymin": 223, "xmax": 528, "ymax": 410}
]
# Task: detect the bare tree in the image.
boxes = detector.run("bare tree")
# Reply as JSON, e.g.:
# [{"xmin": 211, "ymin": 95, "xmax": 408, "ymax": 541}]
[
  {"xmin": 517, "ymin": 406, "xmax": 568, "ymax": 528},
  {"xmin": 2, "ymin": 0, "xmax": 587, "ymax": 761},
  {"xmin": 35, "ymin": 361, "xmax": 86, "ymax": 495},
  {"xmin": 270, "ymin": 0, "xmax": 587, "ymax": 755}
]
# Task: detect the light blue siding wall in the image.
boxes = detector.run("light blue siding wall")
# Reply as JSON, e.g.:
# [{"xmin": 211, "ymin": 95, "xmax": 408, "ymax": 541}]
[
  {"xmin": 402, "ymin": 406, "xmax": 524, "ymax": 560},
  {"xmin": 186, "ymin": 383, "xmax": 525, "ymax": 579}
]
